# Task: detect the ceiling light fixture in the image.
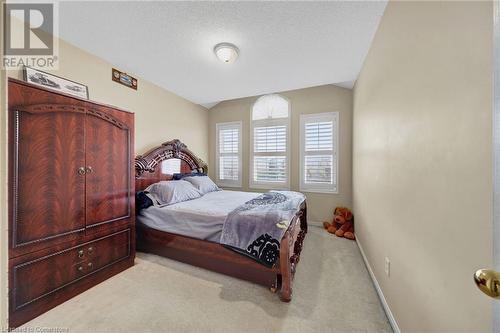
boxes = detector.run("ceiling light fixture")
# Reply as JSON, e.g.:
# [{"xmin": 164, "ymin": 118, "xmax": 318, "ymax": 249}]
[{"xmin": 214, "ymin": 43, "xmax": 239, "ymax": 64}]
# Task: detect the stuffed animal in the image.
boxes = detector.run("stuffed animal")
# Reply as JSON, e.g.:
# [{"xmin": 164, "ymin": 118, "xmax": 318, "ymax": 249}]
[{"xmin": 323, "ymin": 207, "xmax": 355, "ymax": 240}]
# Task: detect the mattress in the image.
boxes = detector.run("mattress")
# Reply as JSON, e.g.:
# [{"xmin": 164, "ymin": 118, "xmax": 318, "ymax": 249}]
[{"xmin": 137, "ymin": 190, "xmax": 260, "ymax": 242}]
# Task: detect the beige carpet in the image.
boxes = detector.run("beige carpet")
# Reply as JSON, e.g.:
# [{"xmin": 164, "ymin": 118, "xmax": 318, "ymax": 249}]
[{"xmin": 20, "ymin": 227, "xmax": 392, "ymax": 333}]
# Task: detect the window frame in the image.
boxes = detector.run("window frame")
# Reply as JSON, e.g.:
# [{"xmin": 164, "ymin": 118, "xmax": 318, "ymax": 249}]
[
  {"xmin": 250, "ymin": 95, "xmax": 291, "ymax": 190},
  {"xmin": 215, "ymin": 121, "xmax": 242, "ymax": 188},
  {"xmin": 299, "ymin": 112, "xmax": 339, "ymax": 194}
]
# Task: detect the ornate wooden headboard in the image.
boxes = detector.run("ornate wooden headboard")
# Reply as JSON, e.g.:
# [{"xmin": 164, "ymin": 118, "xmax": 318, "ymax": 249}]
[{"xmin": 135, "ymin": 139, "xmax": 207, "ymax": 191}]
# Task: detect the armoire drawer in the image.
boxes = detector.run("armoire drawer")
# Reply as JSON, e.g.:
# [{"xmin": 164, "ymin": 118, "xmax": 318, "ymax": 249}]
[{"xmin": 12, "ymin": 229, "xmax": 130, "ymax": 310}]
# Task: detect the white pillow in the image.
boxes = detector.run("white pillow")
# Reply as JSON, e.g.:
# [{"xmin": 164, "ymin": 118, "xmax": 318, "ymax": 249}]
[
  {"xmin": 146, "ymin": 180, "xmax": 201, "ymax": 206},
  {"xmin": 183, "ymin": 176, "xmax": 219, "ymax": 195}
]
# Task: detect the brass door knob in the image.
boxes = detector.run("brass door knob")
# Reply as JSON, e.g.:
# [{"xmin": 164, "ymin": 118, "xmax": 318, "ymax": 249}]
[
  {"xmin": 77, "ymin": 167, "xmax": 85, "ymax": 175},
  {"xmin": 86, "ymin": 166, "xmax": 93, "ymax": 174},
  {"xmin": 474, "ymin": 269, "xmax": 500, "ymax": 299}
]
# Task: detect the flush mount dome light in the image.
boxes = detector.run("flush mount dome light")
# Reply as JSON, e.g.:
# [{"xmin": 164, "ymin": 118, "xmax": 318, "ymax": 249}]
[{"xmin": 214, "ymin": 43, "xmax": 239, "ymax": 63}]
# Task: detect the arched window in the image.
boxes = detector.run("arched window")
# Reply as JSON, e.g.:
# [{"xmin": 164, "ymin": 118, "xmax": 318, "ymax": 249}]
[
  {"xmin": 250, "ymin": 94, "xmax": 290, "ymax": 188},
  {"xmin": 252, "ymin": 94, "xmax": 290, "ymax": 120}
]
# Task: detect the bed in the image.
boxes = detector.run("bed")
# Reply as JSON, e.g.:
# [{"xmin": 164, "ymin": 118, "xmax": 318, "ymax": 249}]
[{"xmin": 135, "ymin": 139, "xmax": 307, "ymax": 302}]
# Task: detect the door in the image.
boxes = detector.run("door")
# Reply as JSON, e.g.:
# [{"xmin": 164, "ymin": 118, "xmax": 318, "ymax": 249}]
[
  {"xmin": 475, "ymin": 2, "xmax": 500, "ymax": 330},
  {"xmin": 13, "ymin": 110, "xmax": 86, "ymax": 248},
  {"xmin": 84, "ymin": 109, "xmax": 131, "ymax": 228}
]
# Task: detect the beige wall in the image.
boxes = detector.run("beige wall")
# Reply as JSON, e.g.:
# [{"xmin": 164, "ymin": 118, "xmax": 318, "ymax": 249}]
[
  {"xmin": 6, "ymin": 37, "xmax": 208, "ymax": 159},
  {"xmin": 353, "ymin": 1, "xmax": 493, "ymax": 332},
  {"xmin": 208, "ymin": 85, "xmax": 352, "ymax": 223}
]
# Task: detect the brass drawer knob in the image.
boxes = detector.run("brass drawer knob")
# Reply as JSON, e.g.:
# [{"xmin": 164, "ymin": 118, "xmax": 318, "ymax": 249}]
[
  {"xmin": 88, "ymin": 246, "xmax": 94, "ymax": 253},
  {"xmin": 87, "ymin": 262, "xmax": 93, "ymax": 269},
  {"xmin": 77, "ymin": 249, "xmax": 84, "ymax": 258},
  {"xmin": 77, "ymin": 266, "xmax": 84, "ymax": 272},
  {"xmin": 77, "ymin": 167, "xmax": 85, "ymax": 175},
  {"xmin": 86, "ymin": 166, "xmax": 93, "ymax": 174}
]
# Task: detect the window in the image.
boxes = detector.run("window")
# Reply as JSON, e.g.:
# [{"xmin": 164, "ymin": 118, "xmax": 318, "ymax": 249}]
[
  {"xmin": 250, "ymin": 94, "xmax": 290, "ymax": 189},
  {"xmin": 161, "ymin": 158, "xmax": 181, "ymax": 174},
  {"xmin": 216, "ymin": 121, "xmax": 242, "ymax": 187},
  {"xmin": 300, "ymin": 112, "xmax": 338, "ymax": 193}
]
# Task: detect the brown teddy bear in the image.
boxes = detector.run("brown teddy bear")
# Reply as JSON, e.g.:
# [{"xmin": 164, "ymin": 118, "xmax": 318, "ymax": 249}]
[{"xmin": 323, "ymin": 207, "xmax": 355, "ymax": 240}]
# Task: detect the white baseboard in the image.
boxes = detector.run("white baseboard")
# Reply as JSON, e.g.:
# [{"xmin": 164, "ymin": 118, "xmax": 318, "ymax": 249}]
[
  {"xmin": 356, "ymin": 239, "xmax": 401, "ymax": 333},
  {"xmin": 307, "ymin": 220, "xmax": 324, "ymax": 227}
]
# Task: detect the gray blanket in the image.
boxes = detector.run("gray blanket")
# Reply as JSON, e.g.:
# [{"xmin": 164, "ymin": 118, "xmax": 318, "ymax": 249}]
[{"xmin": 220, "ymin": 190, "xmax": 305, "ymax": 267}]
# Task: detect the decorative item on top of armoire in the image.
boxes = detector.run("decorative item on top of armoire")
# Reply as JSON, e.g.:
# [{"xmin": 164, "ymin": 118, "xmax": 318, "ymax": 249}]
[
  {"xmin": 112, "ymin": 68, "xmax": 138, "ymax": 90},
  {"xmin": 23, "ymin": 66, "xmax": 89, "ymax": 99},
  {"xmin": 8, "ymin": 78, "xmax": 135, "ymax": 328},
  {"xmin": 323, "ymin": 207, "xmax": 355, "ymax": 240}
]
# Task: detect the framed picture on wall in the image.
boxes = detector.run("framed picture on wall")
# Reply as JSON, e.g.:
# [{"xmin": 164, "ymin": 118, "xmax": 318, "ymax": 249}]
[
  {"xmin": 112, "ymin": 68, "xmax": 138, "ymax": 90},
  {"xmin": 23, "ymin": 66, "xmax": 89, "ymax": 99}
]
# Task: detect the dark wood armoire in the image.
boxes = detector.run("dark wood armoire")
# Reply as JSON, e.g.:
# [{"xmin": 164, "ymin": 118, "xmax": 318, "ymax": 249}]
[{"xmin": 7, "ymin": 78, "xmax": 136, "ymax": 327}]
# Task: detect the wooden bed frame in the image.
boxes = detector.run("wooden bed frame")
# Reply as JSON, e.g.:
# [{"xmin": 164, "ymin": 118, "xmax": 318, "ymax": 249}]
[{"xmin": 135, "ymin": 139, "xmax": 307, "ymax": 301}]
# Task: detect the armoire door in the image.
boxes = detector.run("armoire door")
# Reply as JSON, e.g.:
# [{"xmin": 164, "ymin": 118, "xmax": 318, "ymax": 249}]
[
  {"xmin": 12, "ymin": 110, "xmax": 86, "ymax": 249},
  {"xmin": 85, "ymin": 110, "xmax": 131, "ymax": 228}
]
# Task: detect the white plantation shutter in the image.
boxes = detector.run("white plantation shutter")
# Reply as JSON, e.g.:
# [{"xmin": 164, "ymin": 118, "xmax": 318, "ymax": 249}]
[
  {"xmin": 254, "ymin": 126, "xmax": 287, "ymax": 153},
  {"xmin": 253, "ymin": 126, "xmax": 287, "ymax": 182},
  {"xmin": 251, "ymin": 95, "xmax": 290, "ymax": 188},
  {"xmin": 304, "ymin": 155, "xmax": 334, "ymax": 183},
  {"xmin": 219, "ymin": 155, "xmax": 238, "ymax": 180},
  {"xmin": 305, "ymin": 122, "xmax": 333, "ymax": 151},
  {"xmin": 254, "ymin": 156, "xmax": 287, "ymax": 182},
  {"xmin": 216, "ymin": 122, "xmax": 242, "ymax": 187},
  {"xmin": 300, "ymin": 112, "xmax": 338, "ymax": 193}
]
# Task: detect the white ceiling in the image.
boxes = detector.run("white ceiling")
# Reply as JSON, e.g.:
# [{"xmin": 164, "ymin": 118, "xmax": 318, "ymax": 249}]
[{"xmin": 57, "ymin": 1, "xmax": 387, "ymax": 108}]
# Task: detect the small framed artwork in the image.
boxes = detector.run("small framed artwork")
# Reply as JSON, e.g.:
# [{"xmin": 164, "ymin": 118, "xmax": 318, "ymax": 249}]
[
  {"xmin": 23, "ymin": 66, "xmax": 89, "ymax": 99},
  {"xmin": 112, "ymin": 68, "xmax": 138, "ymax": 90}
]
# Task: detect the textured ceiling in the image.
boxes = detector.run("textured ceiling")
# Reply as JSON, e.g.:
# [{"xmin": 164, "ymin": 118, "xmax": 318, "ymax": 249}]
[{"xmin": 57, "ymin": 1, "xmax": 387, "ymax": 107}]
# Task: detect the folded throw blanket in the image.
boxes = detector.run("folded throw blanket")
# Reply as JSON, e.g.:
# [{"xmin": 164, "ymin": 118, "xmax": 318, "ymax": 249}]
[{"xmin": 220, "ymin": 191, "xmax": 305, "ymax": 267}]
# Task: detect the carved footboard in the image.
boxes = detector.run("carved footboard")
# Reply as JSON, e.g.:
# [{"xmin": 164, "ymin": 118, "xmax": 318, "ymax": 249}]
[{"xmin": 277, "ymin": 202, "xmax": 307, "ymax": 302}]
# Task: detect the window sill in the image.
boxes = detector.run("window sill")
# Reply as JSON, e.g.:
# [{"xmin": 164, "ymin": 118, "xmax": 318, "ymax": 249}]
[
  {"xmin": 299, "ymin": 188, "xmax": 338, "ymax": 195},
  {"xmin": 216, "ymin": 182, "xmax": 242, "ymax": 188}
]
